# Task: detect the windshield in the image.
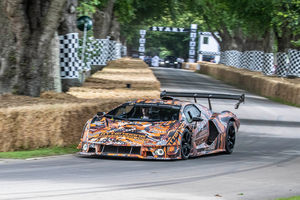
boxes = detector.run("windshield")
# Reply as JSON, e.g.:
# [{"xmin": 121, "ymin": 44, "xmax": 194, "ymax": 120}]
[{"xmin": 106, "ymin": 103, "xmax": 180, "ymax": 122}]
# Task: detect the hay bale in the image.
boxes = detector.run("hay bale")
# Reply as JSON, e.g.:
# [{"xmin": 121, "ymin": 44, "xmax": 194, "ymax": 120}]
[
  {"xmin": 0, "ymin": 100, "xmax": 127, "ymax": 151},
  {"xmin": 182, "ymin": 62, "xmax": 199, "ymax": 71},
  {"xmin": 0, "ymin": 104, "xmax": 66, "ymax": 151},
  {"xmin": 67, "ymin": 88, "xmax": 160, "ymax": 100},
  {"xmin": 0, "ymin": 58, "xmax": 161, "ymax": 152},
  {"xmin": 81, "ymin": 58, "xmax": 160, "ymax": 92},
  {"xmin": 197, "ymin": 62, "xmax": 300, "ymax": 106}
]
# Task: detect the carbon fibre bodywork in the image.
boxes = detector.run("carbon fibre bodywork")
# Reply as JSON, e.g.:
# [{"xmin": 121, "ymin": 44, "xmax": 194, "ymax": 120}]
[{"xmin": 78, "ymin": 98, "xmax": 240, "ymax": 160}]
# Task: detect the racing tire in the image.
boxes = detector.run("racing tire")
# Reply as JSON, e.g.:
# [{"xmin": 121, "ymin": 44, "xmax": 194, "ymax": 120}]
[
  {"xmin": 181, "ymin": 130, "xmax": 192, "ymax": 160},
  {"xmin": 225, "ymin": 121, "xmax": 236, "ymax": 154}
]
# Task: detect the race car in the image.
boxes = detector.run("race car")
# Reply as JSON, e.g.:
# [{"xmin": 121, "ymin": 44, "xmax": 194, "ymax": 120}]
[{"xmin": 78, "ymin": 91, "xmax": 245, "ymax": 160}]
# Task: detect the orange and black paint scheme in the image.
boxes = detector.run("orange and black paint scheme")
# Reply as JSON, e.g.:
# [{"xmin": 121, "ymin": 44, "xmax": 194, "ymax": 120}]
[{"xmin": 78, "ymin": 91, "xmax": 245, "ymax": 160}]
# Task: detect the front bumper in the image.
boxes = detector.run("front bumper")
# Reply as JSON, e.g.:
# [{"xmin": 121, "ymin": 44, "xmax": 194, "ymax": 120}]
[{"xmin": 78, "ymin": 142, "xmax": 181, "ymax": 160}]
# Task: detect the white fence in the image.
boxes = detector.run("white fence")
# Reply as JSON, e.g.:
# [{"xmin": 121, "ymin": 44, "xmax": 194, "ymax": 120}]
[{"xmin": 219, "ymin": 49, "xmax": 300, "ymax": 77}]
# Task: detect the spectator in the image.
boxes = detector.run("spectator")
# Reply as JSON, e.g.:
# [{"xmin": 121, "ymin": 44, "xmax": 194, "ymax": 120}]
[
  {"xmin": 177, "ymin": 57, "xmax": 184, "ymax": 68},
  {"xmin": 151, "ymin": 55, "xmax": 160, "ymax": 67}
]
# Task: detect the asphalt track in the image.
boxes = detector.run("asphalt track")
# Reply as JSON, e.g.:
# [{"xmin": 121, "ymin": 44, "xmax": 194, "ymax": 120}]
[{"xmin": 1, "ymin": 67, "xmax": 300, "ymax": 200}]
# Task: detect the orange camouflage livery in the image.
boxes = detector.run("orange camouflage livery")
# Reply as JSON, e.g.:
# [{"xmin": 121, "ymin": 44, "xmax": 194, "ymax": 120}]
[{"xmin": 78, "ymin": 93, "xmax": 243, "ymax": 160}]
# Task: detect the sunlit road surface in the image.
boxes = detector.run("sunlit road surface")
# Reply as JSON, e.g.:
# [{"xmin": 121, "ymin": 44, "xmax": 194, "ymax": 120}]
[{"xmin": 1, "ymin": 67, "xmax": 300, "ymax": 200}]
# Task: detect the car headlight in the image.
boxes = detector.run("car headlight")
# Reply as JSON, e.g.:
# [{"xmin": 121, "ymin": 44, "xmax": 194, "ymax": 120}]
[
  {"xmin": 165, "ymin": 61, "xmax": 169, "ymax": 63},
  {"xmin": 82, "ymin": 143, "xmax": 88, "ymax": 151},
  {"xmin": 174, "ymin": 62, "xmax": 178, "ymax": 64},
  {"xmin": 154, "ymin": 148, "xmax": 165, "ymax": 156}
]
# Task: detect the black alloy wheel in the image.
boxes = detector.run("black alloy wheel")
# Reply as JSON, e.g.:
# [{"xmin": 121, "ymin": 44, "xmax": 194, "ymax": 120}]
[
  {"xmin": 225, "ymin": 121, "xmax": 236, "ymax": 154},
  {"xmin": 181, "ymin": 130, "xmax": 192, "ymax": 160}
]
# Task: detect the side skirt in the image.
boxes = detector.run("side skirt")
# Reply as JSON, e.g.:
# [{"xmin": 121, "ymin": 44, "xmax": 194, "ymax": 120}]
[{"xmin": 193, "ymin": 133, "xmax": 227, "ymax": 157}]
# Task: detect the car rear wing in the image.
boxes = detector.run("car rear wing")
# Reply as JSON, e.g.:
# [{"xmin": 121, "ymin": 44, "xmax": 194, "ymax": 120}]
[{"xmin": 160, "ymin": 90, "xmax": 245, "ymax": 110}]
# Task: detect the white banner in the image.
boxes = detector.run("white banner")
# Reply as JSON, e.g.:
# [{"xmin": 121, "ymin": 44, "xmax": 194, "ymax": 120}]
[
  {"xmin": 150, "ymin": 26, "xmax": 187, "ymax": 32},
  {"xmin": 140, "ymin": 30, "xmax": 146, "ymax": 35},
  {"xmin": 139, "ymin": 38, "xmax": 146, "ymax": 44},
  {"xmin": 189, "ymin": 24, "xmax": 198, "ymax": 63},
  {"xmin": 139, "ymin": 47, "xmax": 145, "ymax": 52}
]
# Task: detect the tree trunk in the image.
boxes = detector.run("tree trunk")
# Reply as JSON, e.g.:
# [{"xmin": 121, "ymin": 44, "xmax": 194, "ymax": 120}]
[
  {"xmin": 109, "ymin": 15, "xmax": 121, "ymax": 41},
  {"xmin": 275, "ymin": 27, "xmax": 294, "ymax": 52},
  {"xmin": 58, "ymin": 0, "xmax": 78, "ymax": 35},
  {"xmin": 240, "ymin": 29, "xmax": 273, "ymax": 52},
  {"xmin": 218, "ymin": 28, "xmax": 244, "ymax": 51},
  {"xmin": 217, "ymin": 26, "xmax": 273, "ymax": 53},
  {"xmin": 93, "ymin": 0, "xmax": 115, "ymax": 39},
  {"xmin": 41, "ymin": 32, "xmax": 62, "ymax": 92},
  {"xmin": 0, "ymin": 0, "xmax": 67, "ymax": 96},
  {"xmin": 243, "ymin": 36, "xmax": 264, "ymax": 51},
  {"xmin": 262, "ymin": 30, "xmax": 273, "ymax": 53},
  {"xmin": 0, "ymin": 2, "xmax": 18, "ymax": 94}
]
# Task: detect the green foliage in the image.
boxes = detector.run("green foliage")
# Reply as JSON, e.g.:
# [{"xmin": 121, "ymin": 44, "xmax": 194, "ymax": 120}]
[
  {"xmin": 78, "ymin": 35, "xmax": 104, "ymax": 69},
  {"xmin": 227, "ymin": 0, "xmax": 300, "ymax": 38},
  {"xmin": 77, "ymin": 0, "xmax": 106, "ymax": 16},
  {"xmin": 145, "ymin": 31, "xmax": 190, "ymax": 58},
  {"xmin": 272, "ymin": 0, "xmax": 300, "ymax": 35},
  {"xmin": 114, "ymin": 0, "xmax": 136, "ymax": 23},
  {"xmin": 116, "ymin": 0, "xmax": 197, "ymax": 58},
  {"xmin": 187, "ymin": 0, "xmax": 300, "ymax": 50},
  {"xmin": 275, "ymin": 196, "xmax": 300, "ymax": 200},
  {"xmin": 77, "ymin": 0, "xmax": 300, "ymax": 54},
  {"xmin": 158, "ymin": 47, "xmax": 172, "ymax": 58},
  {"xmin": 291, "ymin": 39, "xmax": 300, "ymax": 47}
]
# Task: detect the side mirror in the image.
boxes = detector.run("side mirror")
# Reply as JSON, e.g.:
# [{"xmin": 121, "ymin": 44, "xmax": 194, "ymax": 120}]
[
  {"xmin": 97, "ymin": 112, "xmax": 105, "ymax": 116},
  {"xmin": 192, "ymin": 116, "xmax": 203, "ymax": 122}
]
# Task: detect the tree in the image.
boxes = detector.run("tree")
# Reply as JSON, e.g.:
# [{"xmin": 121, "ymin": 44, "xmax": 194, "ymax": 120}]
[
  {"xmin": 187, "ymin": 0, "xmax": 273, "ymax": 52},
  {"xmin": 145, "ymin": 31, "xmax": 190, "ymax": 58},
  {"xmin": 225, "ymin": 0, "xmax": 274, "ymax": 52},
  {"xmin": 189, "ymin": 0, "xmax": 299, "ymax": 52},
  {"xmin": 59, "ymin": 0, "xmax": 78, "ymax": 35},
  {"xmin": 93, "ymin": 0, "xmax": 116, "ymax": 39},
  {"xmin": 116, "ymin": 0, "xmax": 196, "ymax": 55},
  {"xmin": 186, "ymin": 0, "xmax": 244, "ymax": 51},
  {"xmin": 272, "ymin": 0, "xmax": 300, "ymax": 51},
  {"xmin": 0, "ymin": 0, "xmax": 67, "ymax": 96}
]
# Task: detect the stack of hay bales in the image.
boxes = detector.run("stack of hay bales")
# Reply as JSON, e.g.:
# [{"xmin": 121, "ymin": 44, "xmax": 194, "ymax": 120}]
[
  {"xmin": 0, "ymin": 100, "xmax": 124, "ymax": 151},
  {"xmin": 68, "ymin": 58, "xmax": 160, "ymax": 99},
  {"xmin": 0, "ymin": 58, "xmax": 160, "ymax": 151},
  {"xmin": 182, "ymin": 62, "xmax": 200, "ymax": 71},
  {"xmin": 197, "ymin": 61, "xmax": 300, "ymax": 106}
]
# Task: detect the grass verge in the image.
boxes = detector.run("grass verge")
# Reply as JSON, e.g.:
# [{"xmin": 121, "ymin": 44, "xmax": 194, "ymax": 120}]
[
  {"xmin": 0, "ymin": 145, "xmax": 79, "ymax": 159},
  {"xmin": 267, "ymin": 96, "xmax": 300, "ymax": 108},
  {"xmin": 276, "ymin": 196, "xmax": 300, "ymax": 200}
]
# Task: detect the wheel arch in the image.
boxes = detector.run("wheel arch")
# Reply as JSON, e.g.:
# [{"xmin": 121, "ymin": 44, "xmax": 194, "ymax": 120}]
[
  {"xmin": 180, "ymin": 128, "xmax": 192, "ymax": 159},
  {"xmin": 220, "ymin": 110, "xmax": 240, "ymax": 130},
  {"xmin": 225, "ymin": 118, "xmax": 237, "ymax": 154}
]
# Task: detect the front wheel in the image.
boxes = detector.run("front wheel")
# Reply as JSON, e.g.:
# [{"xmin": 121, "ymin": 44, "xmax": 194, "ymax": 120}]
[
  {"xmin": 225, "ymin": 121, "xmax": 236, "ymax": 154},
  {"xmin": 181, "ymin": 130, "xmax": 192, "ymax": 160}
]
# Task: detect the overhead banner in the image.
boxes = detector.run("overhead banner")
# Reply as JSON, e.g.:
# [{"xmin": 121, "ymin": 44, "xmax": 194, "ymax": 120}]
[
  {"xmin": 149, "ymin": 26, "xmax": 189, "ymax": 33},
  {"xmin": 188, "ymin": 24, "xmax": 198, "ymax": 63},
  {"xmin": 138, "ymin": 24, "xmax": 198, "ymax": 63}
]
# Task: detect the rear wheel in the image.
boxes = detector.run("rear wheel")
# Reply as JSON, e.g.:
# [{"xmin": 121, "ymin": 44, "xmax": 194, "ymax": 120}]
[
  {"xmin": 181, "ymin": 130, "xmax": 192, "ymax": 160},
  {"xmin": 225, "ymin": 121, "xmax": 236, "ymax": 154}
]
